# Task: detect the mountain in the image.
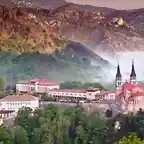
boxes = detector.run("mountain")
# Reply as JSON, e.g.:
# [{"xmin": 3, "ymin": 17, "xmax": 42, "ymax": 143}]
[
  {"xmin": 2, "ymin": 1, "xmax": 143, "ymax": 56},
  {"xmin": 0, "ymin": 4, "xmax": 67, "ymax": 54},
  {"xmin": 47, "ymin": 4, "xmax": 144, "ymax": 56},
  {"xmin": 0, "ymin": 42, "xmax": 112, "ymax": 84},
  {"xmin": 3, "ymin": 1, "xmax": 142, "ymax": 56},
  {"xmin": 0, "ymin": 2, "xmax": 114, "ymax": 84},
  {"xmin": 1, "ymin": 1, "xmax": 144, "ymax": 83},
  {"xmin": 5, "ymin": 0, "xmax": 114, "ymax": 13}
]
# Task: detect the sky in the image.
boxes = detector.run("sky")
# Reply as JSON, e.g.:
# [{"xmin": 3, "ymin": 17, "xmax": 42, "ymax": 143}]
[
  {"xmin": 66, "ymin": 0, "xmax": 144, "ymax": 10},
  {"xmin": 99, "ymin": 52, "xmax": 144, "ymax": 81},
  {"xmin": 65, "ymin": 0, "xmax": 144, "ymax": 81}
]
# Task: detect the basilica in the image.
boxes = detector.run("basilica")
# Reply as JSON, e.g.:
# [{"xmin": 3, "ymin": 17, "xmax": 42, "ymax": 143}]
[{"xmin": 115, "ymin": 60, "xmax": 144, "ymax": 113}]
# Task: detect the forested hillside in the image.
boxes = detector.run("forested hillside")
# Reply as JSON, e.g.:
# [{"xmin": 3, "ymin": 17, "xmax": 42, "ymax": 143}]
[
  {"xmin": 0, "ymin": 41, "xmax": 111, "ymax": 84},
  {"xmin": 1, "ymin": 104, "xmax": 144, "ymax": 144}
]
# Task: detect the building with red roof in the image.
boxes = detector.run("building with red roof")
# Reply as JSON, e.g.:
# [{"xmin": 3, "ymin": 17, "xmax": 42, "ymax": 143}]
[
  {"xmin": 0, "ymin": 94, "xmax": 39, "ymax": 116},
  {"xmin": 49, "ymin": 88, "xmax": 101, "ymax": 101},
  {"xmin": 16, "ymin": 78, "xmax": 59, "ymax": 93},
  {"xmin": 16, "ymin": 78, "xmax": 102, "ymax": 101},
  {"xmin": 115, "ymin": 60, "xmax": 144, "ymax": 113}
]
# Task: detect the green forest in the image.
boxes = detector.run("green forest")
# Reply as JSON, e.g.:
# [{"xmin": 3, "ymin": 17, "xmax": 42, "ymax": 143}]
[
  {"xmin": 1, "ymin": 104, "xmax": 144, "ymax": 144},
  {"xmin": 60, "ymin": 81, "xmax": 105, "ymax": 90}
]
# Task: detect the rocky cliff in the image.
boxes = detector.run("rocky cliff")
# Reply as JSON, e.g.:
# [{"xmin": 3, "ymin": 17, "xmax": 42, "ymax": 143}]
[
  {"xmin": 47, "ymin": 4, "xmax": 144, "ymax": 56},
  {"xmin": 1, "ymin": 2, "xmax": 143, "ymax": 55}
]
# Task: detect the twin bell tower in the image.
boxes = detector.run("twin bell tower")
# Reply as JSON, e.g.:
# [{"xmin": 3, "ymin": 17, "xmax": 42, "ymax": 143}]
[{"xmin": 115, "ymin": 59, "xmax": 136, "ymax": 88}]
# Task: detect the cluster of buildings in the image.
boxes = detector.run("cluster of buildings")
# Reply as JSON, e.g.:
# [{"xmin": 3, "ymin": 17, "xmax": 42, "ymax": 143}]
[
  {"xmin": 16, "ymin": 78, "xmax": 60, "ymax": 93},
  {"xmin": 15, "ymin": 78, "xmax": 115, "ymax": 101},
  {"xmin": 0, "ymin": 59, "xmax": 144, "ymax": 124}
]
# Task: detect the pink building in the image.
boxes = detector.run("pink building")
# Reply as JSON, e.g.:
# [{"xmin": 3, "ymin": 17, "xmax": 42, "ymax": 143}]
[
  {"xmin": 16, "ymin": 78, "xmax": 59, "ymax": 93},
  {"xmin": 115, "ymin": 60, "xmax": 144, "ymax": 113}
]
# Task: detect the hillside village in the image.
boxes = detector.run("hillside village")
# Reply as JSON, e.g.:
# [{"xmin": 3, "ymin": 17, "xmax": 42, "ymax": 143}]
[{"xmin": 0, "ymin": 59, "xmax": 144, "ymax": 125}]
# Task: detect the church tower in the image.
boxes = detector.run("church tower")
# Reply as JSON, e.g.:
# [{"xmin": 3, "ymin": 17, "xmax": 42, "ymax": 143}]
[
  {"xmin": 130, "ymin": 59, "xmax": 137, "ymax": 84},
  {"xmin": 115, "ymin": 62, "xmax": 122, "ymax": 88}
]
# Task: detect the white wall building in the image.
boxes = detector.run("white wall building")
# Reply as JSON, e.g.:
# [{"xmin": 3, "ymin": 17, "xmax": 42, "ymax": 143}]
[
  {"xmin": 16, "ymin": 78, "xmax": 59, "ymax": 93},
  {"xmin": 0, "ymin": 110, "xmax": 15, "ymax": 119},
  {"xmin": 0, "ymin": 95, "xmax": 39, "ymax": 116},
  {"xmin": 49, "ymin": 88, "xmax": 101, "ymax": 101},
  {"xmin": 95, "ymin": 91, "xmax": 116, "ymax": 101}
]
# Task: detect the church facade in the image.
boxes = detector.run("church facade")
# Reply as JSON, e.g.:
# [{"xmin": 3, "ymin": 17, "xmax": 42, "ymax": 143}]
[{"xmin": 115, "ymin": 60, "xmax": 144, "ymax": 113}]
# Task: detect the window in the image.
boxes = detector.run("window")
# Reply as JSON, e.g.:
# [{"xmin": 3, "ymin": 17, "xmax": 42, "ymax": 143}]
[{"xmin": 31, "ymin": 87, "xmax": 35, "ymax": 91}]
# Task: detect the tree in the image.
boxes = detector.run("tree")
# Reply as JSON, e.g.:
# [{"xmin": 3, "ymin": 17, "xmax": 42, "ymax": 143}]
[
  {"xmin": 60, "ymin": 81, "xmax": 105, "ymax": 90},
  {"xmin": 60, "ymin": 81, "xmax": 82, "ymax": 89},
  {"xmin": 12, "ymin": 126, "xmax": 29, "ymax": 144},
  {"xmin": 114, "ymin": 133, "xmax": 144, "ymax": 144},
  {"xmin": 81, "ymin": 82, "xmax": 105, "ymax": 90},
  {"xmin": 38, "ymin": 104, "xmax": 71, "ymax": 144},
  {"xmin": 0, "ymin": 91, "xmax": 7, "ymax": 99},
  {"xmin": 41, "ymin": 93, "xmax": 54, "ymax": 101},
  {"xmin": 0, "ymin": 125, "xmax": 12, "ymax": 144},
  {"xmin": 15, "ymin": 107, "xmax": 43, "ymax": 143},
  {"xmin": 15, "ymin": 107, "xmax": 33, "ymax": 131},
  {"xmin": 0, "ymin": 77, "xmax": 5, "ymax": 90},
  {"xmin": 13, "ymin": 104, "xmax": 107, "ymax": 144},
  {"xmin": 6, "ymin": 85, "xmax": 16, "ymax": 94},
  {"xmin": 104, "ymin": 112, "xmax": 144, "ymax": 144}
]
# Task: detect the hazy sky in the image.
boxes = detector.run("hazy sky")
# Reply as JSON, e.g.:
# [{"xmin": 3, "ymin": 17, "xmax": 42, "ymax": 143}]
[{"xmin": 66, "ymin": 0, "xmax": 144, "ymax": 10}]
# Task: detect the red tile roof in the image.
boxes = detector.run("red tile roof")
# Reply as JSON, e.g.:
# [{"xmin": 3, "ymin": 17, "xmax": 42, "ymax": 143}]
[
  {"xmin": 128, "ymin": 91, "xmax": 144, "ymax": 101},
  {"xmin": 123, "ymin": 82, "xmax": 135, "ymax": 90},
  {"xmin": 51, "ymin": 89, "xmax": 86, "ymax": 93},
  {"xmin": 2, "ymin": 95, "xmax": 38, "ymax": 101},
  {"xmin": 120, "ymin": 82, "xmax": 144, "ymax": 95},
  {"xmin": 17, "ymin": 78, "xmax": 59, "ymax": 86},
  {"xmin": 116, "ymin": 82, "xmax": 144, "ymax": 101},
  {"xmin": 132, "ymin": 91, "xmax": 144, "ymax": 97},
  {"xmin": 136, "ymin": 84, "xmax": 144, "ymax": 89},
  {"xmin": 122, "ymin": 82, "xmax": 144, "ymax": 91}
]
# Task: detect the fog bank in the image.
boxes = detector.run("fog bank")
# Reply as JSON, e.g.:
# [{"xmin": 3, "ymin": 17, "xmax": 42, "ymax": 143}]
[{"xmin": 99, "ymin": 52, "xmax": 144, "ymax": 82}]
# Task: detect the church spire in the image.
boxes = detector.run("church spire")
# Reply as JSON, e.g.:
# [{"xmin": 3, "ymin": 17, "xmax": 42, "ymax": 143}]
[
  {"xmin": 130, "ymin": 59, "xmax": 136, "ymax": 84},
  {"xmin": 130, "ymin": 59, "xmax": 136, "ymax": 77},
  {"xmin": 115, "ymin": 62, "xmax": 122, "ymax": 88},
  {"xmin": 116, "ymin": 62, "xmax": 122, "ymax": 78}
]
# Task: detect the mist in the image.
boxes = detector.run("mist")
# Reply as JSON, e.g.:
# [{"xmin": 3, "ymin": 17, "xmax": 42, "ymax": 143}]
[{"xmin": 99, "ymin": 52, "xmax": 144, "ymax": 82}]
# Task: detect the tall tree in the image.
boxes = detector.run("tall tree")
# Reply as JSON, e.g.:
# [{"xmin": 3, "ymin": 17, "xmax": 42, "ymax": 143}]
[
  {"xmin": 0, "ymin": 77, "xmax": 4, "ymax": 90},
  {"xmin": 114, "ymin": 133, "xmax": 144, "ymax": 144},
  {"xmin": 0, "ymin": 125, "xmax": 12, "ymax": 144},
  {"xmin": 15, "ymin": 107, "xmax": 33, "ymax": 131},
  {"xmin": 12, "ymin": 126, "xmax": 29, "ymax": 144}
]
